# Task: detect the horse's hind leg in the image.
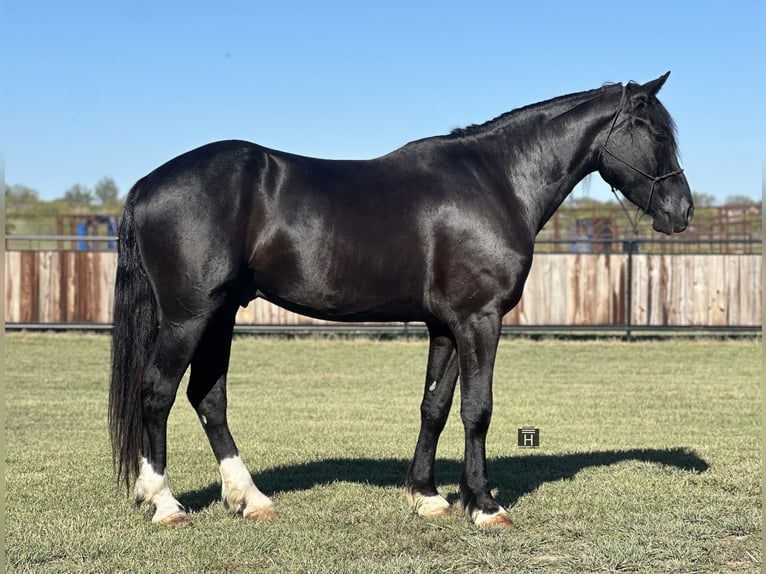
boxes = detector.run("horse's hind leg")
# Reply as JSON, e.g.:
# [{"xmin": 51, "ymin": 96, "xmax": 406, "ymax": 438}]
[
  {"xmin": 187, "ymin": 300, "xmax": 276, "ymax": 520},
  {"xmin": 135, "ymin": 317, "xmax": 207, "ymax": 525},
  {"xmin": 405, "ymin": 323, "xmax": 459, "ymax": 518}
]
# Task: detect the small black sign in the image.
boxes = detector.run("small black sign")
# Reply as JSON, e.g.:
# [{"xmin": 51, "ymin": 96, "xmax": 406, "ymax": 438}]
[{"xmin": 518, "ymin": 427, "xmax": 540, "ymax": 448}]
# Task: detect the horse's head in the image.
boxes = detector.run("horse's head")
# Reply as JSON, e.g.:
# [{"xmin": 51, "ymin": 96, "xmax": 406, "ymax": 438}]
[{"xmin": 598, "ymin": 72, "xmax": 694, "ymax": 235}]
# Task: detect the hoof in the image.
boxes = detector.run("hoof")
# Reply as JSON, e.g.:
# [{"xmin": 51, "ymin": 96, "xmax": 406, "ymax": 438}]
[
  {"xmin": 477, "ymin": 513, "xmax": 515, "ymax": 529},
  {"xmin": 422, "ymin": 504, "xmax": 451, "ymax": 519},
  {"xmin": 470, "ymin": 507, "xmax": 515, "ymax": 529},
  {"xmin": 156, "ymin": 511, "xmax": 192, "ymax": 527},
  {"xmin": 243, "ymin": 505, "xmax": 278, "ymax": 521},
  {"xmin": 406, "ymin": 490, "xmax": 451, "ymax": 518}
]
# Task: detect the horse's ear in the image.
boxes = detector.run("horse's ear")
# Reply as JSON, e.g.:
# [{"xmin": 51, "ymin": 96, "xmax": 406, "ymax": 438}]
[{"xmin": 642, "ymin": 71, "xmax": 671, "ymax": 97}]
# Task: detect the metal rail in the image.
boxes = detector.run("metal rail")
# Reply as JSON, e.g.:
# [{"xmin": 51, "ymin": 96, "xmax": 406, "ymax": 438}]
[
  {"xmin": 4, "ymin": 322, "xmax": 760, "ymax": 339},
  {"xmin": 5, "ymin": 234, "xmax": 118, "ymax": 242},
  {"xmin": 5, "ymin": 235, "xmax": 763, "ymax": 245}
]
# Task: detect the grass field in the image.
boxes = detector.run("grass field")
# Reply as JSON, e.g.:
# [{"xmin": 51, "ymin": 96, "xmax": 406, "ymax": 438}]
[{"xmin": 4, "ymin": 333, "xmax": 762, "ymax": 573}]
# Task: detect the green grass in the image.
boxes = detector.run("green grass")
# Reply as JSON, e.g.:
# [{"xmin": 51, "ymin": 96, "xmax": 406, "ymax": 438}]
[{"xmin": 5, "ymin": 333, "xmax": 762, "ymax": 573}]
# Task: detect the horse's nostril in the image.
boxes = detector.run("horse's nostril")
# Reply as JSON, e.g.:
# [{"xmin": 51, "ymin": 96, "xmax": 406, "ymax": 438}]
[{"xmin": 686, "ymin": 205, "xmax": 695, "ymax": 222}]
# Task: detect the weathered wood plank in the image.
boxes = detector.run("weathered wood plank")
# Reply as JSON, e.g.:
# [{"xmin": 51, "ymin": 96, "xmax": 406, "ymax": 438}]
[
  {"xmin": 38, "ymin": 251, "xmax": 59, "ymax": 322},
  {"xmin": 4, "ymin": 251, "xmax": 762, "ymax": 327},
  {"xmin": 5, "ymin": 251, "xmax": 21, "ymax": 322}
]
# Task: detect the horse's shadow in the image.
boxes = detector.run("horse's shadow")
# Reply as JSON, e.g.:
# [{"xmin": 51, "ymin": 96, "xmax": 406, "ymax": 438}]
[{"xmin": 179, "ymin": 447, "xmax": 708, "ymax": 512}]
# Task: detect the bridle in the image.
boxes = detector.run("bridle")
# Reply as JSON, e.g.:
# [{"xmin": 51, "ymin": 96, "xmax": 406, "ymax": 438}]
[{"xmin": 599, "ymin": 85, "xmax": 685, "ymax": 234}]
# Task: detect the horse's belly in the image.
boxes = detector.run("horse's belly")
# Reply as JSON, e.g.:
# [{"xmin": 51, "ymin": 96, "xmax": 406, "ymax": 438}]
[
  {"xmin": 257, "ymin": 287, "xmax": 426, "ymax": 323},
  {"xmin": 248, "ymin": 256, "xmax": 427, "ymax": 323}
]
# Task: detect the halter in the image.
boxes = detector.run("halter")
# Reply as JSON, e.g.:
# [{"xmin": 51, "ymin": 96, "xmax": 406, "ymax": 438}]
[{"xmin": 599, "ymin": 85, "xmax": 685, "ymax": 235}]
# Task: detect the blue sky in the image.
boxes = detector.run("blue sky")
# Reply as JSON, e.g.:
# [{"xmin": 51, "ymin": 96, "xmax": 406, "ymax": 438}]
[{"xmin": 3, "ymin": 1, "xmax": 764, "ymax": 204}]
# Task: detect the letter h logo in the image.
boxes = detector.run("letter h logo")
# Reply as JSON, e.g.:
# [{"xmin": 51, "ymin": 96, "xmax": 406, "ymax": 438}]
[{"xmin": 518, "ymin": 427, "xmax": 540, "ymax": 448}]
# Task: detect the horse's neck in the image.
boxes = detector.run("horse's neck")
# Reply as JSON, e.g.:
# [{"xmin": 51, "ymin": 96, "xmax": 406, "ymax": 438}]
[{"xmin": 498, "ymin": 89, "xmax": 619, "ymax": 234}]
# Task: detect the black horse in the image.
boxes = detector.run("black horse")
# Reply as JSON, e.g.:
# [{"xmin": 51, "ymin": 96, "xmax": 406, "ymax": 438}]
[{"xmin": 109, "ymin": 73, "xmax": 693, "ymax": 527}]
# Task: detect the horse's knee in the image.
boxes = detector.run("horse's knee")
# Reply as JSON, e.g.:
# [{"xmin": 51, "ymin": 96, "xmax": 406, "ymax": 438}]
[{"xmin": 460, "ymin": 405, "xmax": 492, "ymax": 436}]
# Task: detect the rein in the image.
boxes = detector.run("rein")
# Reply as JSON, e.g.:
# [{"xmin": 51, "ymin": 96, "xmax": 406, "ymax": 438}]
[{"xmin": 598, "ymin": 86, "xmax": 685, "ymax": 235}]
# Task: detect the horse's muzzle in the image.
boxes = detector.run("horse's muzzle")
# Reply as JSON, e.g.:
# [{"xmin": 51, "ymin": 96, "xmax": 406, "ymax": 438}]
[{"xmin": 653, "ymin": 200, "xmax": 694, "ymax": 235}]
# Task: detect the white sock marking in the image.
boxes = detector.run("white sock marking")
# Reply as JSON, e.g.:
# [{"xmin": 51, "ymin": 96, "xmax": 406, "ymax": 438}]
[
  {"xmin": 135, "ymin": 457, "xmax": 187, "ymax": 523},
  {"xmin": 219, "ymin": 455, "xmax": 276, "ymax": 518},
  {"xmin": 406, "ymin": 489, "xmax": 451, "ymax": 517},
  {"xmin": 471, "ymin": 505, "xmax": 510, "ymax": 526}
]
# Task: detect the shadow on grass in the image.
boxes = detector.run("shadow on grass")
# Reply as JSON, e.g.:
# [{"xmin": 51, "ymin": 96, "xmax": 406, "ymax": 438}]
[{"xmin": 178, "ymin": 447, "xmax": 708, "ymax": 512}]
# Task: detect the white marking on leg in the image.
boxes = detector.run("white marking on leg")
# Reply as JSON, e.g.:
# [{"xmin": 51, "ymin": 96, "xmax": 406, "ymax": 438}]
[
  {"xmin": 219, "ymin": 455, "xmax": 277, "ymax": 519},
  {"xmin": 470, "ymin": 505, "xmax": 514, "ymax": 528},
  {"xmin": 135, "ymin": 457, "xmax": 189, "ymax": 524},
  {"xmin": 406, "ymin": 488, "xmax": 451, "ymax": 518},
  {"xmin": 428, "ymin": 380, "xmax": 438, "ymax": 392}
]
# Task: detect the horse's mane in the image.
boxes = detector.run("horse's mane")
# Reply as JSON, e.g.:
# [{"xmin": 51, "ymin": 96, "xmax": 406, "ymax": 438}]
[
  {"xmin": 447, "ymin": 80, "xmax": 678, "ymax": 154},
  {"xmin": 448, "ymin": 85, "xmax": 614, "ymax": 138}
]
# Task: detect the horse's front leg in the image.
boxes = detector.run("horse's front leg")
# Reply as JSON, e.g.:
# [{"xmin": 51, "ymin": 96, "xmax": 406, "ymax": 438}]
[
  {"xmin": 454, "ymin": 311, "xmax": 514, "ymax": 528},
  {"xmin": 405, "ymin": 323, "xmax": 459, "ymax": 518}
]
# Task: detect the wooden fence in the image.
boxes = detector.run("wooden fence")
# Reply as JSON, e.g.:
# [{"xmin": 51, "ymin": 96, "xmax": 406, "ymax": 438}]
[{"xmin": 5, "ymin": 250, "xmax": 761, "ymax": 329}]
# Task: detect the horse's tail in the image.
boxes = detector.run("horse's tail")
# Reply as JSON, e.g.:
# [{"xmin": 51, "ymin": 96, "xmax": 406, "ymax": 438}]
[{"xmin": 108, "ymin": 185, "xmax": 157, "ymax": 491}]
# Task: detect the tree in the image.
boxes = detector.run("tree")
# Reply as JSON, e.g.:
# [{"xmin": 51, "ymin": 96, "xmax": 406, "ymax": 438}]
[
  {"xmin": 5, "ymin": 184, "xmax": 40, "ymax": 208},
  {"xmin": 692, "ymin": 191, "xmax": 717, "ymax": 208},
  {"xmin": 724, "ymin": 195, "xmax": 757, "ymax": 206},
  {"xmin": 63, "ymin": 184, "xmax": 94, "ymax": 205},
  {"xmin": 94, "ymin": 177, "xmax": 119, "ymax": 204}
]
